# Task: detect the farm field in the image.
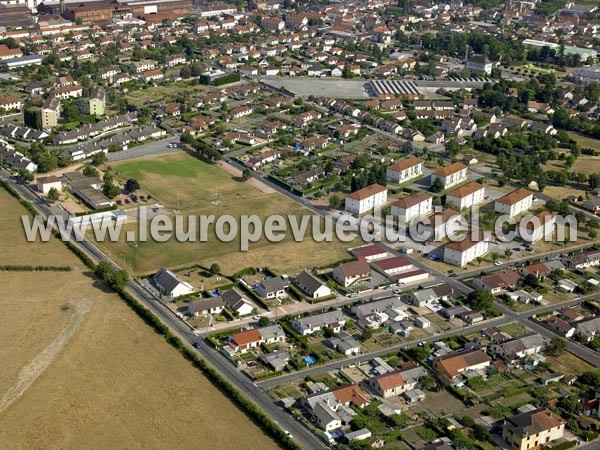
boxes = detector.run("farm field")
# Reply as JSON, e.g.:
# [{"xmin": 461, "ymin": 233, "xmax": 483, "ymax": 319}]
[
  {"xmin": 102, "ymin": 152, "xmax": 355, "ymax": 275},
  {"xmin": 0, "ymin": 188, "xmax": 278, "ymax": 450}
]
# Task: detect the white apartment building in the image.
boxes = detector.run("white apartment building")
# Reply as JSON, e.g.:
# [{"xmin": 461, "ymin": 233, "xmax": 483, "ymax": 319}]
[
  {"xmin": 345, "ymin": 184, "xmax": 388, "ymax": 215},
  {"xmin": 430, "ymin": 162, "xmax": 468, "ymax": 190},
  {"xmin": 443, "ymin": 234, "xmax": 489, "ymax": 266},
  {"xmin": 386, "ymin": 157, "xmax": 424, "ymax": 184},
  {"xmin": 519, "ymin": 211, "xmax": 556, "ymax": 243},
  {"xmin": 445, "ymin": 181, "xmax": 485, "ymax": 210},
  {"xmin": 391, "ymin": 191, "xmax": 432, "ymax": 223},
  {"xmin": 495, "ymin": 188, "xmax": 533, "ymax": 217}
]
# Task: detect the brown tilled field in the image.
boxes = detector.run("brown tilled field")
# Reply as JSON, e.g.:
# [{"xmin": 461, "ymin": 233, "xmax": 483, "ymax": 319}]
[{"xmin": 0, "ymin": 189, "xmax": 278, "ymax": 450}]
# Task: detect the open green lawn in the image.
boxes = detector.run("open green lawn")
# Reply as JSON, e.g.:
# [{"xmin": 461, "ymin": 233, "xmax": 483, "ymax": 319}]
[{"xmin": 93, "ymin": 152, "xmax": 355, "ymax": 275}]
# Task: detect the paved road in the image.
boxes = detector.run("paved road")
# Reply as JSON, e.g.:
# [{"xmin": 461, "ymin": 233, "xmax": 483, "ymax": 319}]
[{"xmin": 0, "ymin": 168, "xmax": 326, "ymax": 450}]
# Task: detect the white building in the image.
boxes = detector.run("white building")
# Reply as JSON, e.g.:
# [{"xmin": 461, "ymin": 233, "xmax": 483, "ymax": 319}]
[
  {"xmin": 345, "ymin": 184, "xmax": 388, "ymax": 215},
  {"xmin": 153, "ymin": 267, "xmax": 194, "ymax": 298},
  {"xmin": 386, "ymin": 157, "xmax": 424, "ymax": 184},
  {"xmin": 466, "ymin": 55, "xmax": 492, "ymax": 75},
  {"xmin": 36, "ymin": 175, "xmax": 63, "ymax": 194},
  {"xmin": 430, "ymin": 162, "xmax": 468, "ymax": 190},
  {"xmin": 391, "ymin": 191, "xmax": 432, "ymax": 223},
  {"xmin": 445, "ymin": 181, "xmax": 485, "ymax": 210},
  {"xmin": 495, "ymin": 188, "xmax": 533, "ymax": 217},
  {"xmin": 443, "ymin": 234, "xmax": 489, "ymax": 266},
  {"xmin": 519, "ymin": 211, "xmax": 556, "ymax": 243}
]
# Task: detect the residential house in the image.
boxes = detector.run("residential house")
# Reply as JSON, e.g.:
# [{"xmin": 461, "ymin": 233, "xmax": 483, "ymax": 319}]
[
  {"xmin": 386, "ymin": 157, "xmax": 424, "ymax": 184},
  {"xmin": 432, "ymin": 349, "xmax": 491, "ymax": 383},
  {"xmin": 543, "ymin": 315, "xmax": 575, "ymax": 338},
  {"xmin": 495, "ymin": 188, "xmax": 534, "ymax": 217},
  {"xmin": 471, "ymin": 270, "xmax": 522, "ymax": 294},
  {"xmin": 153, "ymin": 267, "xmax": 195, "ymax": 298},
  {"xmin": 222, "ymin": 288, "xmax": 254, "ymax": 316},
  {"xmin": 256, "ymin": 277, "xmax": 286, "ymax": 299},
  {"xmin": 391, "ymin": 191, "xmax": 432, "ymax": 224},
  {"xmin": 445, "ymin": 181, "xmax": 485, "ymax": 210},
  {"xmin": 332, "ymin": 260, "xmax": 372, "ymax": 288},
  {"xmin": 188, "ymin": 296, "xmax": 225, "ymax": 317},
  {"xmin": 567, "ymin": 250, "xmax": 600, "ymax": 269},
  {"xmin": 227, "ymin": 324, "xmax": 286, "ymax": 354},
  {"xmin": 291, "ymin": 310, "xmax": 347, "ymax": 336},
  {"xmin": 430, "ymin": 162, "xmax": 468, "ymax": 190},
  {"xmin": 294, "ymin": 271, "xmax": 332, "ymax": 299},
  {"xmin": 325, "ymin": 332, "xmax": 360, "ymax": 356},
  {"xmin": 344, "ymin": 184, "xmax": 388, "ymax": 215},
  {"xmin": 502, "ymin": 408, "xmax": 565, "ymax": 450},
  {"xmin": 367, "ymin": 362, "xmax": 426, "ymax": 398},
  {"xmin": 575, "ymin": 316, "xmax": 600, "ymax": 342},
  {"xmin": 489, "ymin": 333, "xmax": 545, "ymax": 364}
]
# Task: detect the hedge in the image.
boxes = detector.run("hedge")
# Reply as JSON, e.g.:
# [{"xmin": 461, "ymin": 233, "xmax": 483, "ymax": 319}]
[{"xmin": 0, "ymin": 265, "xmax": 71, "ymax": 272}]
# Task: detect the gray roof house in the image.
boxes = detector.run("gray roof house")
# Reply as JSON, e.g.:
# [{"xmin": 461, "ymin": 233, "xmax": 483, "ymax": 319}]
[
  {"xmin": 325, "ymin": 332, "xmax": 360, "ymax": 356},
  {"xmin": 294, "ymin": 270, "xmax": 332, "ymax": 298},
  {"xmin": 576, "ymin": 316, "xmax": 600, "ymax": 342},
  {"xmin": 291, "ymin": 310, "xmax": 347, "ymax": 336},
  {"xmin": 188, "ymin": 296, "xmax": 225, "ymax": 317},
  {"xmin": 490, "ymin": 333, "xmax": 545, "ymax": 363},
  {"xmin": 256, "ymin": 277, "xmax": 287, "ymax": 299},
  {"xmin": 222, "ymin": 288, "xmax": 254, "ymax": 316},
  {"xmin": 153, "ymin": 267, "xmax": 194, "ymax": 299},
  {"xmin": 261, "ymin": 351, "xmax": 290, "ymax": 371}
]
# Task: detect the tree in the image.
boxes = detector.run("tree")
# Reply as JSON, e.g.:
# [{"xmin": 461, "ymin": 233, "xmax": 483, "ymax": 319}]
[
  {"xmin": 546, "ymin": 336, "xmax": 567, "ymax": 356},
  {"xmin": 47, "ymin": 187, "xmax": 59, "ymax": 201},
  {"xmin": 430, "ymin": 177, "xmax": 444, "ymax": 193},
  {"xmin": 83, "ymin": 166, "xmax": 99, "ymax": 178},
  {"xmin": 419, "ymin": 374, "xmax": 436, "ymax": 391},
  {"xmin": 361, "ymin": 327, "xmax": 373, "ymax": 341},
  {"xmin": 504, "ymin": 248, "xmax": 513, "ymax": 264},
  {"xmin": 242, "ymin": 168, "xmax": 252, "ymax": 181},
  {"xmin": 17, "ymin": 168, "xmax": 34, "ymax": 182},
  {"xmin": 467, "ymin": 288, "xmax": 494, "ymax": 312},
  {"xmin": 91, "ymin": 152, "xmax": 108, "ymax": 166},
  {"xmin": 210, "ymin": 263, "xmax": 220, "ymax": 274},
  {"xmin": 329, "ymin": 192, "xmax": 343, "ymax": 209},
  {"xmin": 125, "ymin": 178, "xmax": 140, "ymax": 193},
  {"xmin": 258, "ymin": 316, "xmax": 270, "ymax": 327},
  {"xmin": 103, "ymin": 181, "xmax": 120, "ymax": 199},
  {"xmin": 590, "ymin": 229, "xmax": 598, "ymax": 242},
  {"xmin": 490, "ymin": 252, "xmax": 499, "ymax": 264}
]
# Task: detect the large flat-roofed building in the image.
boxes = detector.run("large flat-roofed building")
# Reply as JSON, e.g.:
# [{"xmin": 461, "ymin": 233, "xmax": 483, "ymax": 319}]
[{"xmin": 63, "ymin": 171, "xmax": 114, "ymax": 210}]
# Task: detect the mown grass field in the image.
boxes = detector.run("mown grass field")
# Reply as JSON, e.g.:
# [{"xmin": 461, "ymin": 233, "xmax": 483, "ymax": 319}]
[
  {"xmin": 101, "ymin": 152, "xmax": 355, "ymax": 275},
  {"xmin": 0, "ymin": 188, "xmax": 279, "ymax": 450}
]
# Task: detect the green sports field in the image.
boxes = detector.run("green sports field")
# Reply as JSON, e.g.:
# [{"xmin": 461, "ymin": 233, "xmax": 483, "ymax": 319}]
[{"xmin": 93, "ymin": 152, "xmax": 355, "ymax": 275}]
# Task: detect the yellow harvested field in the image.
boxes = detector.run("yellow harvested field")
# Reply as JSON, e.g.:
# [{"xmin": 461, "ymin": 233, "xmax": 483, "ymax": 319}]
[{"xmin": 0, "ymin": 189, "xmax": 278, "ymax": 450}]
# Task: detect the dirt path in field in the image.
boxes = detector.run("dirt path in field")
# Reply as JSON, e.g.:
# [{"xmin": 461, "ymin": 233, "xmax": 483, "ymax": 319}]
[
  {"xmin": 217, "ymin": 160, "xmax": 276, "ymax": 194},
  {"xmin": 0, "ymin": 297, "xmax": 94, "ymax": 415}
]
